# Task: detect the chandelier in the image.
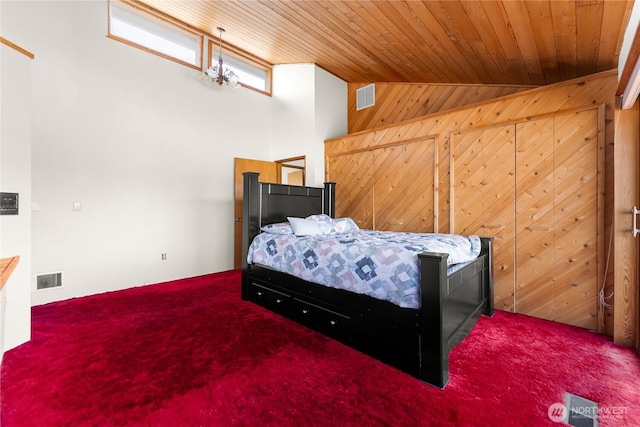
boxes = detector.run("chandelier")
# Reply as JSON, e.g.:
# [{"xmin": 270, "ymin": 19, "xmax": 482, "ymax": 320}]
[{"xmin": 200, "ymin": 27, "xmax": 240, "ymax": 89}]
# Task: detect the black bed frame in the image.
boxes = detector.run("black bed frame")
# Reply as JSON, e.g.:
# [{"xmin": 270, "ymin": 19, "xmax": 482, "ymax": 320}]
[{"xmin": 241, "ymin": 172, "xmax": 494, "ymax": 388}]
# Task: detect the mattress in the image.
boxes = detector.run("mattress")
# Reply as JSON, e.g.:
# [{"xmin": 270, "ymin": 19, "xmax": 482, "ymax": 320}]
[{"xmin": 247, "ymin": 229, "xmax": 481, "ymax": 309}]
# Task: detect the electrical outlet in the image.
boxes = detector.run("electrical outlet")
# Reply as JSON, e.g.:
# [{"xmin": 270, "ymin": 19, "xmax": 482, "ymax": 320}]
[{"xmin": 161, "ymin": 253, "xmax": 167, "ymax": 260}]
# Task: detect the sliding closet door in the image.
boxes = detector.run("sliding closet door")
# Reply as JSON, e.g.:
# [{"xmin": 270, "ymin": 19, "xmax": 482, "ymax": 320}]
[
  {"xmin": 327, "ymin": 150, "xmax": 374, "ymax": 229},
  {"xmin": 552, "ymin": 109, "xmax": 600, "ymax": 329},
  {"xmin": 373, "ymin": 140, "xmax": 435, "ymax": 232},
  {"xmin": 452, "ymin": 125, "xmax": 516, "ymax": 312},
  {"xmin": 515, "ymin": 118, "xmax": 556, "ymax": 321},
  {"xmin": 513, "ymin": 110, "xmax": 600, "ymax": 329}
]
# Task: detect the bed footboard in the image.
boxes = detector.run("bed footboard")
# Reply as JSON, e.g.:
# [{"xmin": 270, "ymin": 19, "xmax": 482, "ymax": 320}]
[{"xmin": 418, "ymin": 237, "xmax": 493, "ymax": 388}]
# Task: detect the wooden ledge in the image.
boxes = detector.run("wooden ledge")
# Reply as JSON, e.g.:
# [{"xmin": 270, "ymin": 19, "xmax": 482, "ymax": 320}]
[
  {"xmin": 0, "ymin": 38, "xmax": 34, "ymax": 59},
  {"xmin": 0, "ymin": 256, "xmax": 20, "ymax": 291}
]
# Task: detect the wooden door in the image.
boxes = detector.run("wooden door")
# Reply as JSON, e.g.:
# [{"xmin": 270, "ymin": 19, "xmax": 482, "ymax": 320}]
[
  {"xmin": 327, "ymin": 151, "xmax": 374, "ymax": 229},
  {"xmin": 515, "ymin": 114, "xmax": 600, "ymax": 327},
  {"xmin": 613, "ymin": 102, "xmax": 639, "ymax": 345},
  {"xmin": 452, "ymin": 125, "xmax": 516, "ymax": 312},
  {"xmin": 515, "ymin": 117, "xmax": 556, "ymax": 320},
  {"xmin": 551, "ymin": 109, "xmax": 599, "ymax": 329},
  {"xmin": 287, "ymin": 170, "xmax": 303, "ymax": 185},
  {"xmin": 373, "ymin": 140, "xmax": 435, "ymax": 232},
  {"xmin": 234, "ymin": 158, "xmax": 280, "ymax": 269}
]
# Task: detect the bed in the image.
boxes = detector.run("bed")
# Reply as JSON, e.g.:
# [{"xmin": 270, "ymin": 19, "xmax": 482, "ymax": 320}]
[{"xmin": 241, "ymin": 172, "xmax": 494, "ymax": 388}]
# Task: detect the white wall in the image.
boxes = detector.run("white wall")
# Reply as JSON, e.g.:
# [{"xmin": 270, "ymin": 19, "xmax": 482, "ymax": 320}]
[
  {"xmin": 1, "ymin": 0, "xmax": 347, "ymax": 309},
  {"xmin": 0, "ymin": 42, "xmax": 33, "ymax": 353},
  {"xmin": 271, "ymin": 64, "xmax": 316, "ymax": 175},
  {"xmin": 271, "ymin": 64, "xmax": 347, "ymax": 186},
  {"xmin": 313, "ymin": 67, "xmax": 348, "ymax": 185}
]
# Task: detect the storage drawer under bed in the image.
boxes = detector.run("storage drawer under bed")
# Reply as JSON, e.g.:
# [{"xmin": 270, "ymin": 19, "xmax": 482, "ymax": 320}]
[
  {"xmin": 292, "ymin": 298, "xmax": 352, "ymax": 344},
  {"xmin": 247, "ymin": 282, "xmax": 292, "ymax": 316},
  {"xmin": 247, "ymin": 280, "xmax": 352, "ymax": 344}
]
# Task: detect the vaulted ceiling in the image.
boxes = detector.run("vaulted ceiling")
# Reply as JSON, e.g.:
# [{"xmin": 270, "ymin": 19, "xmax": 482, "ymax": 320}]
[{"xmin": 137, "ymin": 0, "xmax": 634, "ymax": 86}]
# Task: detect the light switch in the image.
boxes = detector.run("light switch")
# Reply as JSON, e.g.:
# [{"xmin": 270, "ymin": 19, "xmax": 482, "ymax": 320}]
[{"xmin": 73, "ymin": 201, "xmax": 81, "ymax": 211}]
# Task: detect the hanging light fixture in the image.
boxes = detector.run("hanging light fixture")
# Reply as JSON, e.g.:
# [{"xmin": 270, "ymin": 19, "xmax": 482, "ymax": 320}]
[{"xmin": 200, "ymin": 27, "xmax": 240, "ymax": 89}]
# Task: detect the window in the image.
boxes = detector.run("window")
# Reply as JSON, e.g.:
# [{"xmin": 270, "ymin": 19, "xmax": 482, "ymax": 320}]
[
  {"xmin": 108, "ymin": 1, "xmax": 202, "ymax": 70},
  {"xmin": 209, "ymin": 40, "xmax": 272, "ymax": 95},
  {"xmin": 107, "ymin": 1, "xmax": 271, "ymax": 95}
]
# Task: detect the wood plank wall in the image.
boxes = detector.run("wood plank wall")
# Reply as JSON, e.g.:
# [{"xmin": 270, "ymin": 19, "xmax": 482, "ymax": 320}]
[
  {"xmin": 326, "ymin": 69, "xmax": 636, "ymax": 338},
  {"xmin": 348, "ymin": 82, "xmax": 535, "ymax": 133},
  {"xmin": 613, "ymin": 100, "xmax": 639, "ymax": 347}
]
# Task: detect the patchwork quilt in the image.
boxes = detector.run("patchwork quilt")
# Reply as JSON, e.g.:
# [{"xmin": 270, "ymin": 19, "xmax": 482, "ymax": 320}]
[{"xmin": 247, "ymin": 230, "xmax": 481, "ymax": 309}]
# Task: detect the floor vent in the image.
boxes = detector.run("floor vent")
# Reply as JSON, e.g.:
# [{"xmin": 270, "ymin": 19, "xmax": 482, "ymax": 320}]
[
  {"xmin": 356, "ymin": 83, "xmax": 375, "ymax": 110},
  {"xmin": 565, "ymin": 392, "xmax": 598, "ymax": 427},
  {"xmin": 36, "ymin": 271, "xmax": 63, "ymax": 290}
]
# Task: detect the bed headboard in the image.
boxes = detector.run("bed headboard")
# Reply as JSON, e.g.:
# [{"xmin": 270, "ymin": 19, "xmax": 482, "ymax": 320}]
[{"xmin": 241, "ymin": 172, "xmax": 336, "ymax": 270}]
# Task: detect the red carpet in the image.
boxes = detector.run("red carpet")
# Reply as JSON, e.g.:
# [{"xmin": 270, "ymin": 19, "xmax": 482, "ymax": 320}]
[{"xmin": 1, "ymin": 270, "xmax": 639, "ymax": 426}]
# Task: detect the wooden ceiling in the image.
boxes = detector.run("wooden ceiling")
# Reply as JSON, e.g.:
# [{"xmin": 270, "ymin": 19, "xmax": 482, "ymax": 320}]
[{"xmin": 136, "ymin": 0, "xmax": 634, "ymax": 86}]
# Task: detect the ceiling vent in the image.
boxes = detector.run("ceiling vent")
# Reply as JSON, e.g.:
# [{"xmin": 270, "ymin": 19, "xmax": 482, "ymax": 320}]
[
  {"xmin": 356, "ymin": 84, "xmax": 375, "ymax": 111},
  {"xmin": 35, "ymin": 271, "xmax": 63, "ymax": 291}
]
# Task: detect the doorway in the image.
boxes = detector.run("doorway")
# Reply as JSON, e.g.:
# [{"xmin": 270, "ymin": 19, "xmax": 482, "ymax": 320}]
[{"xmin": 233, "ymin": 156, "xmax": 306, "ymax": 269}]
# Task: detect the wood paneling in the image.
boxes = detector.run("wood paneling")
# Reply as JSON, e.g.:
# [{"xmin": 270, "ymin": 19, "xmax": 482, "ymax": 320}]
[
  {"xmin": 327, "ymin": 72, "xmax": 618, "ymax": 158},
  {"xmin": 515, "ymin": 118, "xmax": 555, "ymax": 321},
  {"xmin": 552, "ymin": 110, "xmax": 601, "ymax": 329},
  {"xmin": 450, "ymin": 112, "xmax": 601, "ymax": 328},
  {"xmin": 327, "ymin": 139, "xmax": 435, "ymax": 233},
  {"xmin": 373, "ymin": 141, "xmax": 435, "ymax": 232},
  {"xmin": 348, "ymin": 83, "xmax": 534, "ymax": 133},
  {"xmin": 327, "ymin": 151, "xmax": 374, "ymax": 229},
  {"xmin": 452, "ymin": 125, "xmax": 516, "ymax": 312},
  {"xmin": 613, "ymin": 100, "xmax": 639, "ymax": 347},
  {"xmin": 512, "ymin": 111, "xmax": 601, "ymax": 330},
  {"xmin": 326, "ymin": 70, "xmax": 623, "ymax": 332},
  {"xmin": 137, "ymin": 0, "xmax": 632, "ymax": 86}
]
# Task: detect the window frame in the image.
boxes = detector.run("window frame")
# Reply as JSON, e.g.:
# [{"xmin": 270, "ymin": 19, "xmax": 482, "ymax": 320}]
[
  {"xmin": 207, "ymin": 39, "xmax": 273, "ymax": 96},
  {"xmin": 107, "ymin": 0, "xmax": 203, "ymax": 71}
]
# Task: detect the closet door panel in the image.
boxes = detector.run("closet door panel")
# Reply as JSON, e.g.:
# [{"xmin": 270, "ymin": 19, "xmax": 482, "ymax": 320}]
[
  {"xmin": 553, "ymin": 211, "xmax": 599, "ymax": 328},
  {"xmin": 452, "ymin": 132, "xmax": 486, "ymax": 236},
  {"xmin": 479, "ymin": 126, "xmax": 515, "ymax": 312},
  {"xmin": 373, "ymin": 145, "xmax": 404, "ymax": 231},
  {"xmin": 552, "ymin": 110, "xmax": 599, "ymax": 329},
  {"xmin": 328, "ymin": 151, "xmax": 374, "ymax": 229},
  {"xmin": 554, "ymin": 233, "xmax": 598, "ymax": 328},
  {"xmin": 452, "ymin": 125, "xmax": 515, "ymax": 312},
  {"xmin": 515, "ymin": 221, "xmax": 556, "ymax": 320},
  {"xmin": 515, "ymin": 118, "xmax": 555, "ymax": 320},
  {"xmin": 474, "ymin": 126, "xmax": 516, "ymax": 243},
  {"xmin": 374, "ymin": 140, "xmax": 434, "ymax": 232},
  {"xmin": 400, "ymin": 140, "xmax": 435, "ymax": 232}
]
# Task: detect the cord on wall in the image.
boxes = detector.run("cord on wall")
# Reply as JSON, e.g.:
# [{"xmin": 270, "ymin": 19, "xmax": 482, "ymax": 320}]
[{"xmin": 598, "ymin": 222, "xmax": 614, "ymax": 328}]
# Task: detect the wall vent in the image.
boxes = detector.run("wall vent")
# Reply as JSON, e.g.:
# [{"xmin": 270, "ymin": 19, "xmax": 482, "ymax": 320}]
[
  {"xmin": 356, "ymin": 84, "xmax": 375, "ymax": 110},
  {"xmin": 36, "ymin": 271, "xmax": 63, "ymax": 291}
]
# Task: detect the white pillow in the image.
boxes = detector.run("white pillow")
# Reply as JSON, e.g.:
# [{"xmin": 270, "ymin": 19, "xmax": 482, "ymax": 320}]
[
  {"xmin": 260, "ymin": 222, "xmax": 293, "ymax": 235},
  {"xmin": 332, "ymin": 217, "xmax": 360, "ymax": 233},
  {"xmin": 287, "ymin": 217, "xmax": 323, "ymax": 236},
  {"xmin": 306, "ymin": 214, "xmax": 335, "ymax": 234}
]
